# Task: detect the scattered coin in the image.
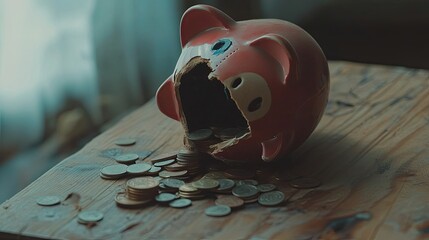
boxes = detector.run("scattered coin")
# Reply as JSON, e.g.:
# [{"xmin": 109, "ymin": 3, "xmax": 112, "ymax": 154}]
[
  {"xmin": 188, "ymin": 129, "xmax": 213, "ymax": 141},
  {"xmin": 257, "ymin": 183, "xmax": 276, "ymax": 192},
  {"xmin": 127, "ymin": 177, "xmax": 159, "ymax": 190},
  {"xmin": 214, "ymin": 179, "xmax": 235, "ymax": 192},
  {"xmin": 100, "ymin": 148, "xmax": 123, "ymax": 158},
  {"xmin": 114, "ymin": 153, "xmax": 139, "ymax": 164},
  {"xmin": 100, "ymin": 164, "xmax": 128, "ymax": 179},
  {"xmin": 154, "ymin": 159, "xmax": 176, "ymax": 167},
  {"xmin": 115, "ymin": 137, "xmax": 136, "ymax": 146},
  {"xmin": 289, "ymin": 177, "xmax": 321, "ymax": 189},
  {"xmin": 205, "ymin": 205, "xmax": 231, "ymax": 217},
  {"xmin": 155, "ymin": 193, "xmax": 177, "ymax": 203},
  {"xmin": 179, "ymin": 183, "xmax": 199, "ymax": 193},
  {"xmin": 192, "ymin": 179, "xmax": 219, "ymax": 190},
  {"xmin": 203, "ymin": 171, "xmax": 227, "ymax": 179},
  {"xmin": 232, "ymin": 184, "xmax": 259, "ymax": 199},
  {"xmin": 258, "ymin": 191, "xmax": 285, "ymax": 206},
  {"xmin": 215, "ymin": 196, "xmax": 244, "ymax": 209},
  {"xmin": 236, "ymin": 179, "xmax": 258, "ymax": 186},
  {"xmin": 147, "ymin": 166, "xmax": 162, "ymax": 175},
  {"xmin": 169, "ymin": 198, "xmax": 192, "ymax": 208},
  {"xmin": 115, "ymin": 193, "xmax": 152, "ymax": 208},
  {"xmin": 159, "ymin": 170, "xmax": 188, "ymax": 178},
  {"xmin": 149, "ymin": 151, "xmax": 177, "ymax": 163},
  {"xmin": 163, "ymin": 178, "xmax": 185, "ymax": 189},
  {"xmin": 36, "ymin": 196, "xmax": 61, "ymax": 206},
  {"xmin": 127, "ymin": 163, "xmax": 152, "ymax": 175},
  {"xmin": 78, "ymin": 210, "xmax": 104, "ymax": 224}
]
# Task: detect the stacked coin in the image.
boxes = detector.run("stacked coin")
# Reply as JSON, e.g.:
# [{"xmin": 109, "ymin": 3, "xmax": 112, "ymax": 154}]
[
  {"xmin": 159, "ymin": 178, "xmax": 185, "ymax": 193},
  {"xmin": 124, "ymin": 177, "xmax": 159, "ymax": 203},
  {"xmin": 232, "ymin": 184, "xmax": 260, "ymax": 203},
  {"xmin": 174, "ymin": 148, "xmax": 203, "ymax": 176},
  {"xmin": 178, "ymin": 183, "xmax": 206, "ymax": 200},
  {"xmin": 187, "ymin": 129, "xmax": 219, "ymax": 152}
]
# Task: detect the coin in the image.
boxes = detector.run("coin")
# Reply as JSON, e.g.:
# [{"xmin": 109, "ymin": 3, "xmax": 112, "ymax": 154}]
[
  {"xmin": 216, "ymin": 179, "xmax": 235, "ymax": 192},
  {"xmin": 36, "ymin": 196, "xmax": 61, "ymax": 206},
  {"xmin": 163, "ymin": 178, "xmax": 185, "ymax": 189},
  {"xmin": 100, "ymin": 148, "xmax": 123, "ymax": 158},
  {"xmin": 100, "ymin": 164, "xmax": 128, "ymax": 177},
  {"xmin": 127, "ymin": 177, "xmax": 159, "ymax": 190},
  {"xmin": 188, "ymin": 129, "xmax": 213, "ymax": 141},
  {"xmin": 149, "ymin": 151, "xmax": 177, "ymax": 163},
  {"xmin": 114, "ymin": 137, "xmax": 136, "ymax": 146},
  {"xmin": 169, "ymin": 198, "xmax": 192, "ymax": 208},
  {"xmin": 215, "ymin": 196, "xmax": 244, "ymax": 209},
  {"xmin": 203, "ymin": 171, "xmax": 227, "ymax": 179},
  {"xmin": 236, "ymin": 179, "xmax": 258, "ymax": 186},
  {"xmin": 232, "ymin": 184, "xmax": 259, "ymax": 199},
  {"xmin": 78, "ymin": 210, "xmax": 104, "ymax": 223},
  {"xmin": 147, "ymin": 166, "xmax": 161, "ymax": 175},
  {"xmin": 115, "ymin": 193, "xmax": 153, "ymax": 208},
  {"xmin": 114, "ymin": 153, "xmax": 139, "ymax": 164},
  {"xmin": 179, "ymin": 183, "xmax": 199, "ymax": 193},
  {"xmin": 127, "ymin": 163, "xmax": 152, "ymax": 174},
  {"xmin": 192, "ymin": 179, "xmax": 219, "ymax": 190},
  {"xmin": 205, "ymin": 205, "xmax": 231, "ymax": 217},
  {"xmin": 155, "ymin": 193, "xmax": 177, "ymax": 203},
  {"xmin": 154, "ymin": 159, "xmax": 176, "ymax": 167},
  {"xmin": 258, "ymin": 191, "xmax": 285, "ymax": 206},
  {"xmin": 289, "ymin": 177, "xmax": 321, "ymax": 189},
  {"xmin": 159, "ymin": 170, "xmax": 188, "ymax": 178},
  {"xmin": 257, "ymin": 184, "xmax": 276, "ymax": 192}
]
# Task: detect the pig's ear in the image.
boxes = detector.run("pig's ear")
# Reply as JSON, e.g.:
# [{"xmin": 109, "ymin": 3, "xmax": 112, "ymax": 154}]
[
  {"xmin": 156, "ymin": 75, "xmax": 180, "ymax": 121},
  {"xmin": 249, "ymin": 34, "xmax": 298, "ymax": 85},
  {"xmin": 180, "ymin": 5, "xmax": 235, "ymax": 47}
]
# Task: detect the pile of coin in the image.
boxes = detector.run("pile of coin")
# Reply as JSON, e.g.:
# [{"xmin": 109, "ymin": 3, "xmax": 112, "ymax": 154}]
[
  {"xmin": 115, "ymin": 177, "xmax": 159, "ymax": 208},
  {"xmin": 100, "ymin": 139, "xmax": 322, "ymax": 215}
]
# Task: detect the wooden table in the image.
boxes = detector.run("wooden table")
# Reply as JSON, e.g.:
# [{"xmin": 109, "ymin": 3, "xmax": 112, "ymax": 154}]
[{"xmin": 1, "ymin": 61, "xmax": 429, "ymax": 240}]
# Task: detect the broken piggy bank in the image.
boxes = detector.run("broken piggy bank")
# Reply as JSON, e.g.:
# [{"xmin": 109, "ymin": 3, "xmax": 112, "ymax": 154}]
[{"xmin": 156, "ymin": 5, "xmax": 329, "ymax": 163}]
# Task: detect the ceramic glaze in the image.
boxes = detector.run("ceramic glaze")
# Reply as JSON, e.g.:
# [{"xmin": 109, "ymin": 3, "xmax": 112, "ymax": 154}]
[{"xmin": 156, "ymin": 5, "xmax": 329, "ymax": 162}]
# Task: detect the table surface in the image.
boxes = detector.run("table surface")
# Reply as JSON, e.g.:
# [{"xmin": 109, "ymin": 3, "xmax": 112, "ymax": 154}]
[{"xmin": 1, "ymin": 61, "xmax": 429, "ymax": 240}]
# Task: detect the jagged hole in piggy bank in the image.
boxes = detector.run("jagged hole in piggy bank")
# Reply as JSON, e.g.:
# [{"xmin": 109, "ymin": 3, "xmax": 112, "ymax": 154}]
[{"xmin": 156, "ymin": 5, "xmax": 330, "ymax": 163}]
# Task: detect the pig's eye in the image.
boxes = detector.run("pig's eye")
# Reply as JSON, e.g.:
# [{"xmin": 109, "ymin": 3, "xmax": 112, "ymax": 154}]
[{"xmin": 212, "ymin": 39, "xmax": 232, "ymax": 55}]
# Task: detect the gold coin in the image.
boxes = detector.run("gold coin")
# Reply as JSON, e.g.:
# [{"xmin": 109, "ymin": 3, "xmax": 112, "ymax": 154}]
[
  {"xmin": 215, "ymin": 195, "xmax": 244, "ymax": 208},
  {"xmin": 289, "ymin": 177, "xmax": 321, "ymax": 189},
  {"xmin": 127, "ymin": 177, "xmax": 159, "ymax": 190},
  {"xmin": 115, "ymin": 193, "xmax": 152, "ymax": 208},
  {"xmin": 158, "ymin": 170, "xmax": 188, "ymax": 178},
  {"xmin": 179, "ymin": 183, "xmax": 199, "ymax": 193},
  {"xmin": 192, "ymin": 179, "xmax": 219, "ymax": 190}
]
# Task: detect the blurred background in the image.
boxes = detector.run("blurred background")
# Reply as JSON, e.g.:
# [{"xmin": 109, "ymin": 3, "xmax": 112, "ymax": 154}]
[{"xmin": 0, "ymin": 0, "xmax": 427, "ymax": 202}]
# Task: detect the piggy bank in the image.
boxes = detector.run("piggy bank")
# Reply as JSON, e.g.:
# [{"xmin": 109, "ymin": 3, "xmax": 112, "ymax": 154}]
[{"xmin": 156, "ymin": 5, "xmax": 329, "ymax": 163}]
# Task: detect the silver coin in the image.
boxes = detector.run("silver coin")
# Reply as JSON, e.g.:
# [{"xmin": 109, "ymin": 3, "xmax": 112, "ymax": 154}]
[
  {"xmin": 114, "ymin": 137, "xmax": 136, "ymax": 146},
  {"xmin": 188, "ymin": 129, "xmax": 213, "ymax": 141},
  {"xmin": 217, "ymin": 179, "xmax": 235, "ymax": 191},
  {"xmin": 78, "ymin": 210, "xmax": 104, "ymax": 223},
  {"xmin": 148, "ymin": 166, "xmax": 161, "ymax": 173},
  {"xmin": 205, "ymin": 205, "xmax": 231, "ymax": 217},
  {"xmin": 154, "ymin": 159, "xmax": 176, "ymax": 167},
  {"xmin": 126, "ymin": 163, "xmax": 152, "ymax": 174},
  {"xmin": 100, "ymin": 164, "xmax": 128, "ymax": 177},
  {"xmin": 258, "ymin": 191, "xmax": 285, "ymax": 206},
  {"xmin": 289, "ymin": 177, "xmax": 321, "ymax": 189},
  {"xmin": 163, "ymin": 178, "xmax": 185, "ymax": 189},
  {"xmin": 36, "ymin": 196, "xmax": 61, "ymax": 206},
  {"xmin": 114, "ymin": 153, "xmax": 139, "ymax": 164},
  {"xmin": 257, "ymin": 184, "xmax": 276, "ymax": 192},
  {"xmin": 169, "ymin": 198, "xmax": 192, "ymax": 208},
  {"xmin": 232, "ymin": 184, "xmax": 259, "ymax": 198},
  {"xmin": 155, "ymin": 193, "xmax": 177, "ymax": 203}
]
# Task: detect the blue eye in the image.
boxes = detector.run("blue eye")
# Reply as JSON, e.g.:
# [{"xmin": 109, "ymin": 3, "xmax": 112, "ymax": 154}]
[{"xmin": 211, "ymin": 39, "xmax": 232, "ymax": 55}]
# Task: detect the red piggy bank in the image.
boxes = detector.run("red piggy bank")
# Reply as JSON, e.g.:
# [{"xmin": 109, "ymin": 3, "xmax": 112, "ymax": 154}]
[{"xmin": 156, "ymin": 5, "xmax": 329, "ymax": 163}]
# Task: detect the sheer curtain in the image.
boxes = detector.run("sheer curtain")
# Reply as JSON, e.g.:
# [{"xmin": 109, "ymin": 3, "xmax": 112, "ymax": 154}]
[{"xmin": 0, "ymin": 0, "xmax": 181, "ymax": 202}]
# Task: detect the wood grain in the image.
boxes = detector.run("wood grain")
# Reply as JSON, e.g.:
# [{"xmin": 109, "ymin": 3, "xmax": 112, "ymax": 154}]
[{"xmin": 1, "ymin": 61, "xmax": 429, "ymax": 240}]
